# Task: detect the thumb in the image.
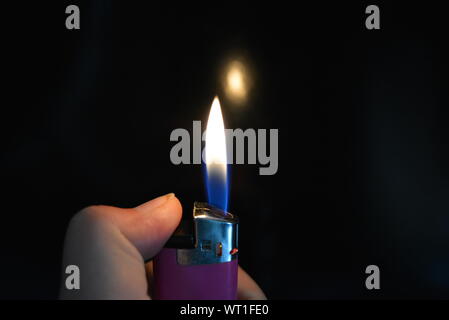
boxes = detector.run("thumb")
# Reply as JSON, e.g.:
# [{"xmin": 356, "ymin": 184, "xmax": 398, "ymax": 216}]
[{"xmin": 119, "ymin": 193, "xmax": 182, "ymax": 260}]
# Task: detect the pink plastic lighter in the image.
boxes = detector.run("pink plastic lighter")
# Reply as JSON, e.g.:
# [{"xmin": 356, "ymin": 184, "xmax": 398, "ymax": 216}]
[{"xmin": 153, "ymin": 202, "xmax": 239, "ymax": 300}]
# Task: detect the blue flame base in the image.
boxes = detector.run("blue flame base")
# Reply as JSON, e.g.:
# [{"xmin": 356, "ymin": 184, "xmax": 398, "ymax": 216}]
[{"xmin": 204, "ymin": 165, "xmax": 229, "ymax": 212}]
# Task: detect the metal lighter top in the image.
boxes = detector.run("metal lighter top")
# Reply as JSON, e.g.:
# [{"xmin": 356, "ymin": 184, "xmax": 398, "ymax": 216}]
[{"xmin": 175, "ymin": 202, "xmax": 238, "ymax": 265}]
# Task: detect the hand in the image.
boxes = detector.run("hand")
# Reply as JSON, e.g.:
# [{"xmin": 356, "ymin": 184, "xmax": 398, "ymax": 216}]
[{"xmin": 60, "ymin": 193, "xmax": 267, "ymax": 300}]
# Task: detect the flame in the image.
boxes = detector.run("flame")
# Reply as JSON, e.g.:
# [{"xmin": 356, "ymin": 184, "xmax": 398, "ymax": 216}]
[
  {"xmin": 205, "ymin": 97, "xmax": 227, "ymax": 168},
  {"xmin": 205, "ymin": 96, "xmax": 228, "ymax": 211}
]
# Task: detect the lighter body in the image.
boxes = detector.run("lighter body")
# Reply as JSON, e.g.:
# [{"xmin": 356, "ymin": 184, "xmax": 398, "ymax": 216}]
[{"xmin": 153, "ymin": 202, "xmax": 239, "ymax": 300}]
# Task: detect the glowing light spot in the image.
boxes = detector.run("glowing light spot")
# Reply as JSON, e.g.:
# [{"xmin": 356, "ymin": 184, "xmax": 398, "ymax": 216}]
[{"xmin": 225, "ymin": 60, "xmax": 249, "ymax": 104}]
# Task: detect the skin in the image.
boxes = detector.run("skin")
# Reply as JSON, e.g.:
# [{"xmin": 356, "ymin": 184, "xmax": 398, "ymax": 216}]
[{"xmin": 60, "ymin": 193, "xmax": 267, "ymax": 300}]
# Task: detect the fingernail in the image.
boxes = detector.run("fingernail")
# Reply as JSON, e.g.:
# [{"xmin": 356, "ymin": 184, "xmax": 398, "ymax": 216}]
[
  {"xmin": 136, "ymin": 193, "xmax": 175, "ymax": 212},
  {"xmin": 165, "ymin": 193, "xmax": 175, "ymax": 200}
]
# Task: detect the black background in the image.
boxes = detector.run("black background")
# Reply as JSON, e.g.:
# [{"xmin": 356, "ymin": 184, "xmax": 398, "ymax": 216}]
[{"xmin": 2, "ymin": 1, "xmax": 449, "ymax": 299}]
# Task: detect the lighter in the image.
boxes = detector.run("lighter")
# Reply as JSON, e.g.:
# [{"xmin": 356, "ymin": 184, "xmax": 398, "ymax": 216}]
[
  {"xmin": 153, "ymin": 96, "xmax": 237, "ymax": 299},
  {"xmin": 153, "ymin": 202, "xmax": 238, "ymax": 299}
]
